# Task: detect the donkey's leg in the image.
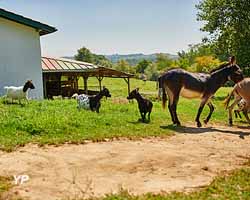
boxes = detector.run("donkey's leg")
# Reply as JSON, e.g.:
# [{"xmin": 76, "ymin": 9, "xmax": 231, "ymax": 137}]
[
  {"xmin": 195, "ymin": 98, "xmax": 208, "ymax": 127},
  {"xmin": 228, "ymin": 98, "xmax": 241, "ymax": 126},
  {"xmin": 204, "ymin": 102, "xmax": 215, "ymax": 124},
  {"xmin": 166, "ymin": 88, "xmax": 175, "ymax": 124},
  {"xmin": 171, "ymin": 96, "xmax": 181, "ymax": 126}
]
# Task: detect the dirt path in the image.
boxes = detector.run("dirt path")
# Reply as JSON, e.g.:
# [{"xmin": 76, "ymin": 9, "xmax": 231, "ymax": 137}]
[{"xmin": 0, "ymin": 124, "xmax": 250, "ymax": 200}]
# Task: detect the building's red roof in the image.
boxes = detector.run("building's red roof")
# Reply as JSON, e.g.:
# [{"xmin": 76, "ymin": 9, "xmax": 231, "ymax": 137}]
[{"xmin": 41, "ymin": 57, "xmax": 134, "ymax": 78}]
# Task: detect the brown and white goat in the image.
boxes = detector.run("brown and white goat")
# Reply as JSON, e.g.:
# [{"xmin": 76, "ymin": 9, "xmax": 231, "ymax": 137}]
[{"xmin": 224, "ymin": 78, "xmax": 250, "ymax": 125}]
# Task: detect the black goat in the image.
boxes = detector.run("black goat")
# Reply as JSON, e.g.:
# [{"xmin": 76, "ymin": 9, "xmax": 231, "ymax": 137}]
[
  {"xmin": 127, "ymin": 88, "xmax": 153, "ymax": 122},
  {"xmin": 73, "ymin": 87, "xmax": 111, "ymax": 113}
]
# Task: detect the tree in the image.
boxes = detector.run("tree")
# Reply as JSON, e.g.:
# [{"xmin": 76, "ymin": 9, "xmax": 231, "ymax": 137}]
[
  {"xmin": 155, "ymin": 54, "xmax": 173, "ymax": 71},
  {"xmin": 145, "ymin": 63, "xmax": 159, "ymax": 81},
  {"xmin": 115, "ymin": 59, "xmax": 130, "ymax": 72},
  {"xmin": 194, "ymin": 56, "xmax": 221, "ymax": 72},
  {"xmin": 74, "ymin": 47, "xmax": 113, "ymax": 68},
  {"xmin": 136, "ymin": 59, "xmax": 151, "ymax": 73},
  {"xmin": 196, "ymin": 0, "xmax": 250, "ymax": 69},
  {"xmin": 178, "ymin": 43, "xmax": 215, "ymax": 65},
  {"xmin": 74, "ymin": 47, "xmax": 94, "ymax": 63}
]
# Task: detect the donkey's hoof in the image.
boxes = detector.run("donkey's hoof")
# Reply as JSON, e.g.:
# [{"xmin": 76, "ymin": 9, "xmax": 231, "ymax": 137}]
[
  {"xmin": 197, "ymin": 122, "xmax": 202, "ymax": 127},
  {"xmin": 229, "ymin": 119, "xmax": 233, "ymax": 126},
  {"xmin": 203, "ymin": 119, "xmax": 208, "ymax": 124}
]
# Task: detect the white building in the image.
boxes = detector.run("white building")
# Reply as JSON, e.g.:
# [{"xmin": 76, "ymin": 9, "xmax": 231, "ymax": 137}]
[{"xmin": 0, "ymin": 8, "xmax": 57, "ymax": 98}]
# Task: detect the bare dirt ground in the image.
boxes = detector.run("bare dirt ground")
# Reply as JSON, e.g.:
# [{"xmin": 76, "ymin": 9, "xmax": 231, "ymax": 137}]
[{"xmin": 0, "ymin": 124, "xmax": 250, "ymax": 200}]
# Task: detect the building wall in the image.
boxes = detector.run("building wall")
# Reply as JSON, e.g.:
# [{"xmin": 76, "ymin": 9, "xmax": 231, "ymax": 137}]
[{"xmin": 0, "ymin": 17, "xmax": 43, "ymax": 98}]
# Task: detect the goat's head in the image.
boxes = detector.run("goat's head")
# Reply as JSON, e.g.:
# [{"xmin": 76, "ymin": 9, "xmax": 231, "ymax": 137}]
[
  {"xmin": 23, "ymin": 80, "xmax": 35, "ymax": 92},
  {"xmin": 101, "ymin": 87, "xmax": 111, "ymax": 97},
  {"xmin": 127, "ymin": 88, "xmax": 139, "ymax": 100}
]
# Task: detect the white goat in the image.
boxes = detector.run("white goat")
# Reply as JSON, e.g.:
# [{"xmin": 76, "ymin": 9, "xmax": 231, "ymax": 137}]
[{"xmin": 4, "ymin": 80, "xmax": 35, "ymax": 104}]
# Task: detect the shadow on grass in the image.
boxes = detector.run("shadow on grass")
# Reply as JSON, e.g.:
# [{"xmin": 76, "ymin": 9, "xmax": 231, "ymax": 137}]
[
  {"xmin": 160, "ymin": 124, "xmax": 250, "ymax": 139},
  {"xmin": 128, "ymin": 118, "xmax": 151, "ymax": 124},
  {"xmin": 2, "ymin": 100, "xmax": 25, "ymax": 107}
]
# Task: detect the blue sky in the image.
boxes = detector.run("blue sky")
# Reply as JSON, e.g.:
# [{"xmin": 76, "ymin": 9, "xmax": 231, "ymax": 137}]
[{"xmin": 1, "ymin": 0, "xmax": 206, "ymax": 57}]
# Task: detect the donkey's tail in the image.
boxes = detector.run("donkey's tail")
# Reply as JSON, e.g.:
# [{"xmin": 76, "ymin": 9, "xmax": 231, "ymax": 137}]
[
  {"xmin": 162, "ymin": 88, "xmax": 167, "ymax": 109},
  {"xmin": 223, "ymin": 90, "xmax": 234, "ymax": 109}
]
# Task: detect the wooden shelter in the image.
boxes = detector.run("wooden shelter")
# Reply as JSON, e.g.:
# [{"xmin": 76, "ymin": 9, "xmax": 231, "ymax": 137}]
[{"xmin": 41, "ymin": 57, "xmax": 134, "ymax": 98}]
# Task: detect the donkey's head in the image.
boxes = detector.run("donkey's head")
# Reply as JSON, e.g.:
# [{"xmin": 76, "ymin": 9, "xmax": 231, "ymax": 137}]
[
  {"xmin": 127, "ymin": 88, "xmax": 140, "ymax": 100},
  {"xmin": 228, "ymin": 56, "xmax": 244, "ymax": 83},
  {"xmin": 23, "ymin": 80, "xmax": 35, "ymax": 92},
  {"xmin": 100, "ymin": 87, "xmax": 111, "ymax": 98}
]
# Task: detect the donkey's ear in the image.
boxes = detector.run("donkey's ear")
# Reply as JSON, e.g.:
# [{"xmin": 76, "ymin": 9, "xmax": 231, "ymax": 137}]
[
  {"xmin": 136, "ymin": 87, "xmax": 139, "ymax": 92},
  {"xmin": 103, "ymin": 86, "xmax": 106, "ymax": 89},
  {"xmin": 229, "ymin": 56, "xmax": 236, "ymax": 65}
]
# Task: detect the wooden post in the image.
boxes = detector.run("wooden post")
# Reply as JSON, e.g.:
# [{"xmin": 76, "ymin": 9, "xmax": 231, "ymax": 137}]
[
  {"xmin": 42, "ymin": 74, "xmax": 47, "ymax": 99},
  {"xmin": 124, "ymin": 77, "xmax": 131, "ymax": 95},
  {"xmin": 83, "ymin": 76, "xmax": 88, "ymax": 94},
  {"xmin": 96, "ymin": 76, "xmax": 104, "ymax": 91}
]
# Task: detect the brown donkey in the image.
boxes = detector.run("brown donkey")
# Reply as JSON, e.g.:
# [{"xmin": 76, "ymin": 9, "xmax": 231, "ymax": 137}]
[
  {"xmin": 158, "ymin": 56, "xmax": 243, "ymax": 127},
  {"xmin": 224, "ymin": 78, "xmax": 250, "ymax": 125}
]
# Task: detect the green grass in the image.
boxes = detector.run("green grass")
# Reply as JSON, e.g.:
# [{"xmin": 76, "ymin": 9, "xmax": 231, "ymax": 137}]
[
  {"xmin": 0, "ymin": 78, "xmax": 242, "ymax": 152},
  {"xmin": 100, "ymin": 167, "xmax": 250, "ymax": 200},
  {"xmin": 0, "ymin": 176, "xmax": 12, "ymax": 200},
  {"xmin": 0, "ymin": 78, "xmax": 249, "ymax": 199}
]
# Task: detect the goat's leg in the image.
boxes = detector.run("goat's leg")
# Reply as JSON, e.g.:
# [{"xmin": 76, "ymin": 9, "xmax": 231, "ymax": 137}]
[
  {"xmin": 242, "ymin": 110, "xmax": 250, "ymax": 124},
  {"xmin": 234, "ymin": 110, "xmax": 239, "ymax": 118},
  {"xmin": 142, "ymin": 112, "xmax": 146, "ymax": 122},
  {"xmin": 234, "ymin": 110, "xmax": 242, "ymax": 119},
  {"xmin": 204, "ymin": 102, "xmax": 215, "ymax": 124},
  {"xmin": 148, "ymin": 111, "xmax": 151, "ymax": 121}
]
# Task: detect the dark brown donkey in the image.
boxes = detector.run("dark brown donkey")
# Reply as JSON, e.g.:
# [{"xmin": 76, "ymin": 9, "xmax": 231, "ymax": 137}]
[{"xmin": 158, "ymin": 57, "xmax": 243, "ymax": 127}]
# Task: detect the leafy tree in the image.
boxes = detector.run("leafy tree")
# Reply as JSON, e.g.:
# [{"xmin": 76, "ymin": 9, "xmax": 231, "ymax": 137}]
[
  {"xmin": 74, "ymin": 47, "xmax": 94, "ymax": 63},
  {"xmin": 115, "ymin": 59, "xmax": 130, "ymax": 72},
  {"xmin": 155, "ymin": 53, "xmax": 173, "ymax": 71},
  {"xmin": 145, "ymin": 63, "xmax": 159, "ymax": 81},
  {"xmin": 74, "ymin": 47, "xmax": 112, "ymax": 68},
  {"xmin": 136, "ymin": 59, "xmax": 151, "ymax": 73},
  {"xmin": 194, "ymin": 56, "xmax": 221, "ymax": 72},
  {"xmin": 178, "ymin": 43, "xmax": 215, "ymax": 66},
  {"xmin": 196, "ymin": 0, "xmax": 250, "ymax": 69}
]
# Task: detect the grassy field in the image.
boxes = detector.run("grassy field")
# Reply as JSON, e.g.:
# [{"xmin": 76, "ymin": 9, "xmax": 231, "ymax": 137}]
[
  {"xmin": 0, "ymin": 78, "xmax": 239, "ymax": 152},
  {"xmin": 0, "ymin": 78, "xmax": 249, "ymax": 199},
  {"xmin": 102, "ymin": 167, "xmax": 250, "ymax": 200}
]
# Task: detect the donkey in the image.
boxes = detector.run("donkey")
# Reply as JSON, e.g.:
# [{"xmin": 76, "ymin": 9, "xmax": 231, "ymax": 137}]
[
  {"xmin": 73, "ymin": 87, "xmax": 111, "ymax": 113},
  {"xmin": 224, "ymin": 78, "xmax": 250, "ymax": 125},
  {"xmin": 158, "ymin": 56, "xmax": 243, "ymax": 127},
  {"xmin": 127, "ymin": 88, "xmax": 153, "ymax": 122}
]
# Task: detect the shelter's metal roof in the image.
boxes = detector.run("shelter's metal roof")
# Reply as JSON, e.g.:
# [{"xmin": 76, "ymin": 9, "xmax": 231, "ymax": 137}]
[
  {"xmin": 0, "ymin": 8, "xmax": 57, "ymax": 36},
  {"xmin": 41, "ymin": 57, "xmax": 134, "ymax": 78}
]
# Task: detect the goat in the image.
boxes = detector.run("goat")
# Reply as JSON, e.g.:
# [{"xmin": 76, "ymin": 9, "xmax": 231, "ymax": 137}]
[
  {"xmin": 224, "ymin": 78, "xmax": 250, "ymax": 125},
  {"xmin": 3, "ymin": 80, "xmax": 35, "ymax": 104},
  {"xmin": 73, "ymin": 87, "xmax": 111, "ymax": 113},
  {"xmin": 127, "ymin": 88, "xmax": 153, "ymax": 122},
  {"xmin": 234, "ymin": 99, "xmax": 250, "ymax": 119}
]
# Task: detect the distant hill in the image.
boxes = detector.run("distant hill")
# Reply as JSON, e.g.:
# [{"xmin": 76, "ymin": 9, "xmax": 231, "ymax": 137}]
[
  {"xmin": 63, "ymin": 53, "xmax": 178, "ymax": 66},
  {"xmin": 104, "ymin": 53, "xmax": 178, "ymax": 65}
]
